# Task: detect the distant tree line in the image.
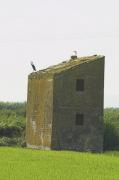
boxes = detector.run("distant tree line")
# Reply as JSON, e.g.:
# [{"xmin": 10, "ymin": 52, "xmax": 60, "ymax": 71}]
[
  {"xmin": 104, "ymin": 108, "xmax": 119, "ymax": 151},
  {"xmin": 0, "ymin": 102, "xmax": 26, "ymax": 147},
  {"xmin": 0, "ymin": 102, "xmax": 119, "ymax": 151}
]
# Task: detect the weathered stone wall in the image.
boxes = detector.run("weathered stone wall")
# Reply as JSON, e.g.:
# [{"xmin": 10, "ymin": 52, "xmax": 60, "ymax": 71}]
[
  {"xmin": 26, "ymin": 76, "xmax": 53, "ymax": 149},
  {"xmin": 52, "ymin": 57, "xmax": 105, "ymax": 152}
]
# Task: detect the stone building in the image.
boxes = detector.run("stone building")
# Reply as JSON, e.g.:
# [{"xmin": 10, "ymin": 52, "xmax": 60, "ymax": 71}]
[{"xmin": 26, "ymin": 55, "xmax": 105, "ymax": 152}]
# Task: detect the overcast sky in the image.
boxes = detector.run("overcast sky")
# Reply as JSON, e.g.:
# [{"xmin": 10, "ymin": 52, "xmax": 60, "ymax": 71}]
[{"xmin": 0, "ymin": 0, "xmax": 119, "ymax": 107}]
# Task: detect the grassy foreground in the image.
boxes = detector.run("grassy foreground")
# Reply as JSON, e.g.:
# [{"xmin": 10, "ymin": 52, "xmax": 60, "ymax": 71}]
[{"xmin": 0, "ymin": 148, "xmax": 119, "ymax": 180}]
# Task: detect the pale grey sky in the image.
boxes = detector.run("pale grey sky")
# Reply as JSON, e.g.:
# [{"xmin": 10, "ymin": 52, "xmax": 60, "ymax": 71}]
[{"xmin": 0, "ymin": 0, "xmax": 119, "ymax": 107}]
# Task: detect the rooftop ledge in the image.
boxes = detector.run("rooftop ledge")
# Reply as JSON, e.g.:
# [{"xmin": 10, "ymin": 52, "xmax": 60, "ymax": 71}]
[{"xmin": 29, "ymin": 55, "xmax": 105, "ymax": 78}]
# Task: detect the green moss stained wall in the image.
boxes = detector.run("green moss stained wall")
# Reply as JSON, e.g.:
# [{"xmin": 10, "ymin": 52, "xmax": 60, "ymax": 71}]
[
  {"xmin": 26, "ymin": 56, "xmax": 105, "ymax": 152},
  {"xmin": 52, "ymin": 57, "xmax": 104, "ymax": 152},
  {"xmin": 26, "ymin": 77, "xmax": 53, "ymax": 149}
]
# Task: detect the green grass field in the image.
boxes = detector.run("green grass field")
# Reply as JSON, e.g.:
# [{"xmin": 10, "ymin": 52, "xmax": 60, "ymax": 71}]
[{"xmin": 0, "ymin": 147, "xmax": 119, "ymax": 180}]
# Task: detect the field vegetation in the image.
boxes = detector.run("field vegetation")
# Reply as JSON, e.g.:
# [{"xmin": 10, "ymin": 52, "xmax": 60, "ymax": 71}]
[{"xmin": 0, "ymin": 147, "xmax": 119, "ymax": 180}]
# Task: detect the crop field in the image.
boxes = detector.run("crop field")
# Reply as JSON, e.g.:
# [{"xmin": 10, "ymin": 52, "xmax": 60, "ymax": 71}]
[{"xmin": 0, "ymin": 148, "xmax": 119, "ymax": 180}]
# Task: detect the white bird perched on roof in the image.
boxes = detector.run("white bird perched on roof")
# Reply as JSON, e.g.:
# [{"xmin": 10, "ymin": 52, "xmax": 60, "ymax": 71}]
[
  {"xmin": 70, "ymin": 50, "xmax": 78, "ymax": 60},
  {"xmin": 73, "ymin": 50, "xmax": 77, "ymax": 56},
  {"xmin": 30, "ymin": 61, "xmax": 37, "ymax": 71}
]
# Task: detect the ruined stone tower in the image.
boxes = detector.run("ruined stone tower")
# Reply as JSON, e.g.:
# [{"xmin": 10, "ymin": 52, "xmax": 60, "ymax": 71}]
[{"xmin": 26, "ymin": 55, "xmax": 105, "ymax": 152}]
